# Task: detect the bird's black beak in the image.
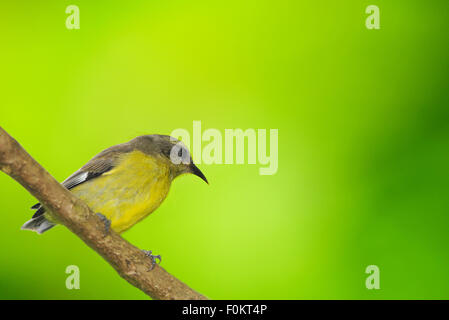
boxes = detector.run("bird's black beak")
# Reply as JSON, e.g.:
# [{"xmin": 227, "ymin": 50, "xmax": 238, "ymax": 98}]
[{"xmin": 190, "ymin": 163, "xmax": 208, "ymax": 184}]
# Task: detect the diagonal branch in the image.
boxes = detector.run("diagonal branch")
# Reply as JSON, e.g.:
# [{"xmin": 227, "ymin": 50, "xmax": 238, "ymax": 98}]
[{"xmin": 0, "ymin": 126, "xmax": 207, "ymax": 300}]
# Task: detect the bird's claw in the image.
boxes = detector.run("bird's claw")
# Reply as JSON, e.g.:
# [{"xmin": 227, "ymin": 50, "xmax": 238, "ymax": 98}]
[
  {"xmin": 96, "ymin": 213, "xmax": 111, "ymax": 237},
  {"xmin": 142, "ymin": 250, "xmax": 162, "ymax": 271}
]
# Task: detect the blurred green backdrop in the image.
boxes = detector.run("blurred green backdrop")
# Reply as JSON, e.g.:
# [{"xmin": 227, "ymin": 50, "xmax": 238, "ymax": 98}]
[{"xmin": 1, "ymin": 0, "xmax": 449, "ymax": 299}]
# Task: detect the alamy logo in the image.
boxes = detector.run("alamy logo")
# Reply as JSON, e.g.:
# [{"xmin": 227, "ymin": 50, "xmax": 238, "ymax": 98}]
[
  {"xmin": 66, "ymin": 5, "xmax": 80, "ymax": 30},
  {"xmin": 170, "ymin": 121, "xmax": 278, "ymax": 175},
  {"xmin": 365, "ymin": 5, "xmax": 380, "ymax": 30},
  {"xmin": 365, "ymin": 265, "xmax": 380, "ymax": 289},
  {"xmin": 65, "ymin": 265, "xmax": 80, "ymax": 289}
]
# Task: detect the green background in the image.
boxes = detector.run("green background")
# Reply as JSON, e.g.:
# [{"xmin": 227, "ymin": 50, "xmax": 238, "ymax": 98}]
[{"xmin": 1, "ymin": 0, "xmax": 448, "ymax": 299}]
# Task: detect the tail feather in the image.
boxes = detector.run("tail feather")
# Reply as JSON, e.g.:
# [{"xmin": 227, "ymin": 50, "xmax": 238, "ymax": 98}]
[
  {"xmin": 21, "ymin": 215, "xmax": 56, "ymax": 234},
  {"xmin": 30, "ymin": 203, "xmax": 41, "ymax": 210}
]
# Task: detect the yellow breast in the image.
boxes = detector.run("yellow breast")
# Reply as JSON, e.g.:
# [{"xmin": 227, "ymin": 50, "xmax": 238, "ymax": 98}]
[{"xmin": 71, "ymin": 150, "xmax": 172, "ymax": 233}]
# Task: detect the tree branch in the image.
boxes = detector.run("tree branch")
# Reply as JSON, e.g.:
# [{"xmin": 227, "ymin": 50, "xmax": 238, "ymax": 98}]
[{"xmin": 0, "ymin": 127, "xmax": 207, "ymax": 300}]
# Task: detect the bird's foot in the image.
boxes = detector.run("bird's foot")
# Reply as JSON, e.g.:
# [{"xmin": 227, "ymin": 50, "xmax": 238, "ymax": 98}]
[
  {"xmin": 96, "ymin": 213, "xmax": 111, "ymax": 237},
  {"xmin": 142, "ymin": 250, "xmax": 162, "ymax": 271}
]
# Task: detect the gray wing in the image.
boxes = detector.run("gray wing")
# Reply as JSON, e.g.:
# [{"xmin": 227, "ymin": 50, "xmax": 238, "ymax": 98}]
[
  {"xmin": 61, "ymin": 158, "xmax": 115, "ymax": 190},
  {"xmin": 30, "ymin": 143, "xmax": 133, "ymax": 218}
]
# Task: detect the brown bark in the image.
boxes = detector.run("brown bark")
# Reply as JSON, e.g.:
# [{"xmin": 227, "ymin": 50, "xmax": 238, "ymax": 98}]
[{"xmin": 0, "ymin": 127, "xmax": 207, "ymax": 300}]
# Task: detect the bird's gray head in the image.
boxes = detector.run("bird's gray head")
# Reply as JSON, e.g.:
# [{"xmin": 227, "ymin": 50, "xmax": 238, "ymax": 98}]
[{"xmin": 130, "ymin": 134, "xmax": 208, "ymax": 184}]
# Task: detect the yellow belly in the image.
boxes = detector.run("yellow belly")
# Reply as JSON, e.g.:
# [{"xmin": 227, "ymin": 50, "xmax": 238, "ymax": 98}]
[{"xmin": 71, "ymin": 151, "xmax": 172, "ymax": 233}]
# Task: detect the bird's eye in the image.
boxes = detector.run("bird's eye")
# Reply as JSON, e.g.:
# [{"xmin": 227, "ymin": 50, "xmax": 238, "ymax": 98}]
[{"xmin": 169, "ymin": 143, "xmax": 190, "ymax": 165}]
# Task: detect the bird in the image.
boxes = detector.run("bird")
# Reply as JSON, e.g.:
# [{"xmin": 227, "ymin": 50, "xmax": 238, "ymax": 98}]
[{"xmin": 21, "ymin": 134, "xmax": 208, "ymax": 266}]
